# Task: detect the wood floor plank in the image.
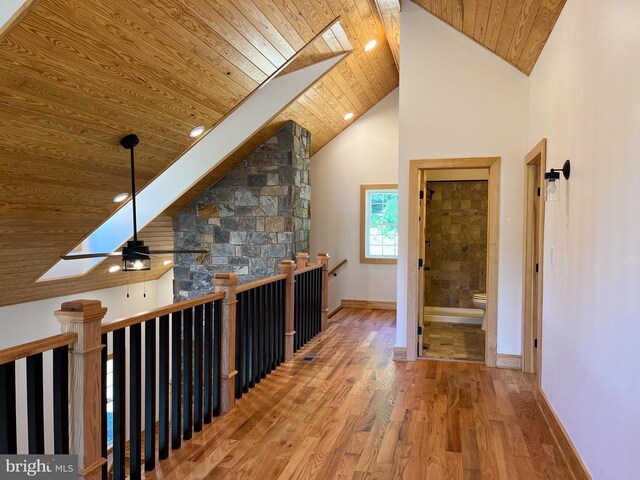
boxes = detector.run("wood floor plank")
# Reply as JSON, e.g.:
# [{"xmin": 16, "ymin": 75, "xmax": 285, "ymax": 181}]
[{"xmin": 147, "ymin": 308, "xmax": 576, "ymax": 480}]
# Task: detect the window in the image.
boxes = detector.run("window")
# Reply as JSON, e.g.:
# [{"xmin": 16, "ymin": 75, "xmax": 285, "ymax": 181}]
[
  {"xmin": 105, "ymin": 357, "xmax": 113, "ymax": 448},
  {"xmin": 360, "ymin": 185, "xmax": 399, "ymax": 264}
]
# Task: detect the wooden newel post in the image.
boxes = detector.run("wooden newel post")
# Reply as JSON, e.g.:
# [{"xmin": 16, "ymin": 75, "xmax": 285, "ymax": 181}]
[
  {"xmin": 54, "ymin": 300, "xmax": 107, "ymax": 480},
  {"xmin": 279, "ymin": 260, "xmax": 296, "ymax": 361},
  {"xmin": 214, "ymin": 273, "xmax": 238, "ymax": 413},
  {"xmin": 317, "ymin": 253, "xmax": 330, "ymax": 331},
  {"xmin": 295, "ymin": 252, "xmax": 309, "ymax": 270}
]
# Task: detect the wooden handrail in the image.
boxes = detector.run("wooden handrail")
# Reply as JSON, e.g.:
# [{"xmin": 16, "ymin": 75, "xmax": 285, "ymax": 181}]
[
  {"xmin": 236, "ymin": 273, "xmax": 288, "ymax": 293},
  {"xmin": 101, "ymin": 291, "xmax": 226, "ymax": 334},
  {"xmin": 294, "ymin": 263, "xmax": 322, "ymax": 275},
  {"xmin": 0, "ymin": 332, "xmax": 77, "ymax": 365},
  {"xmin": 328, "ymin": 259, "xmax": 347, "ymax": 276}
]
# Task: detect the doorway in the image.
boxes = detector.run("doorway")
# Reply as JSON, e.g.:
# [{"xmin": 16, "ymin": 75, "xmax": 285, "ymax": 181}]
[
  {"xmin": 522, "ymin": 139, "xmax": 547, "ymax": 375},
  {"xmin": 419, "ymin": 170, "xmax": 489, "ymax": 362},
  {"xmin": 408, "ymin": 157, "xmax": 500, "ymax": 366}
]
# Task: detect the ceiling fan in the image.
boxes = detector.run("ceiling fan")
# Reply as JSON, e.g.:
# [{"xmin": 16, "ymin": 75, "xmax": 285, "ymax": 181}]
[{"xmin": 60, "ymin": 134, "xmax": 207, "ymax": 271}]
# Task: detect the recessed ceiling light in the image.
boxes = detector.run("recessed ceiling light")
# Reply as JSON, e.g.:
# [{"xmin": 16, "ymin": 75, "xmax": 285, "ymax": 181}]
[
  {"xmin": 108, "ymin": 265, "xmax": 121, "ymax": 273},
  {"xmin": 189, "ymin": 125, "xmax": 205, "ymax": 138},
  {"xmin": 344, "ymin": 112, "xmax": 354, "ymax": 121},
  {"xmin": 112, "ymin": 192, "xmax": 129, "ymax": 203},
  {"xmin": 364, "ymin": 39, "xmax": 377, "ymax": 52},
  {"xmin": 163, "ymin": 259, "xmax": 172, "ymax": 266}
]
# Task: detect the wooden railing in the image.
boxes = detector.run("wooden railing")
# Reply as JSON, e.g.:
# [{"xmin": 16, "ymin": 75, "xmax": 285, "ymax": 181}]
[
  {"xmin": 0, "ymin": 251, "xmax": 329, "ymax": 480},
  {"xmin": 101, "ymin": 291, "xmax": 225, "ymax": 480},
  {"xmin": 328, "ymin": 258, "xmax": 347, "ymax": 277},
  {"xmin": 0, "ymin": 333, "xmax": 77, "ymax": 456}
]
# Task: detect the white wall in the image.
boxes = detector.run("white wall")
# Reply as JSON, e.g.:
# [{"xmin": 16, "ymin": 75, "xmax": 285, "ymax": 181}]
[
  {"xmin": 0, "ymin": 269, "xmax": 174, "ymax": 452},
  {"xmin": 528, "ymin": 0, "xmax": 640, "ymax": 477},
  {"xmin": 310, "ymin": 88, "xmax": 399, "ymax": 312},
  {"xmin": 397, "ymin": 2, "xmax": 529, "ymax": 358}
]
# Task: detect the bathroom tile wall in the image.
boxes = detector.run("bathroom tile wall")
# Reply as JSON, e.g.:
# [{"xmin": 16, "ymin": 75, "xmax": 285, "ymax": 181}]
[{"xmin": 425, "ymin": 180, "xmax": 488, "ymax": 309}]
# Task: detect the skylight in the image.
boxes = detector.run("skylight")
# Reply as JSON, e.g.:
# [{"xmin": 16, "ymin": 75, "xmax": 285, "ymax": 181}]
[{"xmin": 38, "ymin": 21, "xmax": 350, "ymax": 282}]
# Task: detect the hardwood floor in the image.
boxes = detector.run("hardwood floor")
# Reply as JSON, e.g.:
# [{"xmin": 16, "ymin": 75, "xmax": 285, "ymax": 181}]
[
  {"xmin": 147, "ymin": 308, "xmax": 574, "ymax": 479},
  {"xmin": 422, "ymin": 321, "xmax": 486, "ymax": 363}
]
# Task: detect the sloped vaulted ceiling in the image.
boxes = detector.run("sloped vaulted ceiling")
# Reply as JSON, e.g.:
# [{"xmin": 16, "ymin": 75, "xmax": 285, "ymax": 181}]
[
  {"xmin": 411, "ymin": 0, "xmax": 567, "ymax": 75},
  {"xmin": 0, "ymin": 0, "xmax": 398, "ymax": 307}
]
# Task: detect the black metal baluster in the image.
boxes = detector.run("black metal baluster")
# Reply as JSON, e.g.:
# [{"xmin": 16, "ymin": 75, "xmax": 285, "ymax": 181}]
[
  {"xmin": 241, "ymin": 292, "xmax": 249, "ymax": 393},
  {"xmin": 203, "ymin": 303, "xmax": 213, "ymax": 424},
  {"xmin": 100, "ymin": 335, "xmax": 107, "ymax": 480},
  {"xmin": 144, "ymin": 319, "xmax": 157, "ymax": 471},
  {"xmin": 235, "ymin": 295, "xmax": 243, "ymax": 399},
  {"xmin": 304, "ymin": 271, "xmax": 313, "ymax": 343},
  {"xmin": 130, "ymin": 323, "xmax": 142, "ymax": 480},
  {"xmin": 265, "ymin": 285, "xmax": 271, "ymax": 375},
  {"xmin": 213, "ymin": 300, "xmax": 222, "ymax": 417},
  {"xmin": 317, "ymin": 268, "xmax": 322, "ymax": 336},
  {"xmin": 247, "ymin": 289, "xmax": 254, "ymax": 389},
  {"xmin": 276, "ymin": 280, "xmax": 283, "ymax": 365},
  {"xmin": 26, "ymin": 353, "xmax": 44, "ymax": 454},
  {"xmin": 194, "ymin": 305, "xmax": 203, "ymax": 432},
  {"xmin": 171, "ymin": 311, "xmax": 182, "ymax": 450},
  {"xmin": 0, "ymin": 362, "xmax": 17, "ymax": 454},
  {"xmin": 183, "ymin": 307, "xmax": 193, "ymax": 440},
  {"xmin": 159, "ymin": 315, "xmax": 169, "ymax": 459},
  {"xmin": 269, "ymin": 282, "xmax": 276, "ymax": 372},
  {"xmin": 53, "ymin": 345, "xmax": 69, "ymax": 455},
  {"xmin": 113, "ymin": 329, "xmax": 126, "ymax": 480},
  {"xmin": 294, "ymin": 275, "xmax": 299, "ymax": 352},
  {"xmin": 260, "ymin": 285, "xmax": 267, "ymax": 379},
  {"xmin": 251, "ymin": 288, "xmax": 259, "ymax": 386}
]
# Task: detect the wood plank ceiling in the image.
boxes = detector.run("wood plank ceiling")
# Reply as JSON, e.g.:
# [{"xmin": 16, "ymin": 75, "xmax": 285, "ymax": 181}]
[
  {"xmin": 0, "ymin": 0, "xmax": 398, "ymax": 307},
  {"xmin": 411, "ymin": 0, "xmax": 566, "ymax": 75}
]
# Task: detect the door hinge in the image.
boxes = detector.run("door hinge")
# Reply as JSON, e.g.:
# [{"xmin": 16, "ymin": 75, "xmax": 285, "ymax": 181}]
[
  {"xmin": 535, "ymin": 263, "xmax": 539, "ymax": 273},
  {"xmin": 534, "ymin": 338, "xmax": 538, "ymax": 349},
  {"xmin": 418, "ymin": 258, "xmax": 423, "ymax": 269},
  {"xmin": 419, "ymin": 190, "xmax": 424, "ymax": 200},
  {"xmin": 417, "ymin": 326, "xmax": 423, "ymax": 336},
  {"xmin": 537, "ymin": 187, "xmax": 541, "ymax": 197}
]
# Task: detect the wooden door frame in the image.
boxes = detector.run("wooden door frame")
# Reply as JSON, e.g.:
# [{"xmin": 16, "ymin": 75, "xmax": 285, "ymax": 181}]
[
  {"xmin": 407, "ymin": 157, "xmax": 500, "ymax": 366},
  {"xmin": 522, "ymin": 139, "xmax": 547, "ymax": 376}
]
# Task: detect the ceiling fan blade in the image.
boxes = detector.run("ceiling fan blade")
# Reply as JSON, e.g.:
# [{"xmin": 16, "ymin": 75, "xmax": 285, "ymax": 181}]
[
  {"xmin": 148, "ymin": 249, "xmax": 209, "ymax": 255},
  {"xmin": 61, "ymin": 252, "xmax": 121, "ymax": 260}
]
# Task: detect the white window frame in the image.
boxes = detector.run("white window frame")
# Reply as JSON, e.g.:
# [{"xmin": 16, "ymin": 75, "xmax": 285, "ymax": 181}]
[{"xmin": 360, "ymin": 184, "xmax": 398, "ymax": 264}]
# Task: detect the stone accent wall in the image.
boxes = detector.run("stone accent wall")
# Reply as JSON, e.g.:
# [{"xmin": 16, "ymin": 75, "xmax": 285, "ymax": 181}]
[
  {"xmin": 425, "ymin": 180, "xmax": 488, "ymax": 309},
  {"xmin": 173, "ymin": 121, "xmax": 311, "ymax": 300}
]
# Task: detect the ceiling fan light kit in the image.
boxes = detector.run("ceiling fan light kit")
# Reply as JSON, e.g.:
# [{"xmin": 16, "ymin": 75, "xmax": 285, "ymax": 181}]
[{"xmin": 60, "ymin": 133, "xmax": 207, "ymax": 272}]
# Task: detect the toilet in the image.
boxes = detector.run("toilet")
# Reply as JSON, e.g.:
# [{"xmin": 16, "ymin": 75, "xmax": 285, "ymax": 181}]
[{"xmin": 472, "ymin": 293, "xmax": 487, "ymax": 330}]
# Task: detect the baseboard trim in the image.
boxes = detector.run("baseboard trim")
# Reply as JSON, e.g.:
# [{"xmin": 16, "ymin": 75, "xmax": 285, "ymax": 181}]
[
  {"xmin": 535, "ymin": 389, "xmax": 592, "ymax": 480},
  {"xmin": 341, "ymin": 299, "xmax": 397, "ymax": 310},
  {"xmin": 496, "ymin": 354, "xmax": 522, "ymax": 370},
  {"xmin": 393, "ymin": 347, "xmax": 407, "ymax": 361},
  {"xmin": 328, "ymin": 305, "xmax": 343, "ymax": 319},
  {"xmin": 425, "ymin": 306, "xmax": 484, "ymax": 318}
]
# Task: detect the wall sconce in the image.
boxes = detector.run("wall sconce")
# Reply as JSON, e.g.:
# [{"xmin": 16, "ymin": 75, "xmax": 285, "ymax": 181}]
[{"xmin": 545, "ymin": 160, "xmax": 571, "ymax": 201}]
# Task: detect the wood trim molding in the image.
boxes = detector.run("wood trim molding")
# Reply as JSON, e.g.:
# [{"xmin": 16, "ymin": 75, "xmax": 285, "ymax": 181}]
[
  {"xmin": 360, "ymin": 184, "xmax": 399, "ymax": 265},
  {"xmin": 236, "ymin": 273, "xmax": 288, "ymax": 293},
  {"xmin": 341, "ymin": 299, "xmax": 397, "ymax": 310},
  {"xmin": 496, "ymin": 354, "xmax": 522, "ymax": 370},
  {"xmin": 101, "ymin": 291, "xmax": 226, "ymax": 334},
  {"xmin": 522, "ymin": 139, "xmax": 547, "ymax": 376},
  {"xmin": 392, "ymin": 347, "xmax": 407, "ymax": 361},
  {"xmin": 407, "ymin": 157, "xmax": 500, "ymax": 366},
  {"xmin": 535, "ymin": 389, "xmax": 592, "ymax": 480},
  {"xmin": 328, "ymin": 305, "xmax": 343, "ymax": 319},
  {"xmin": 0, "ymin": 333, "xmax": 78, "ymax": 365}
]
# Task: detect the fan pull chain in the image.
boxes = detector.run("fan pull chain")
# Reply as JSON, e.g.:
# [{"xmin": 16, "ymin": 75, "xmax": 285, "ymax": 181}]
[
  {"xmin": 126, "ymin": 271, "xmax": 130, "ymax": 298},
  {"xmin": 143, "ymin": 272, "xmax": 147, "ymax": 298}
]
